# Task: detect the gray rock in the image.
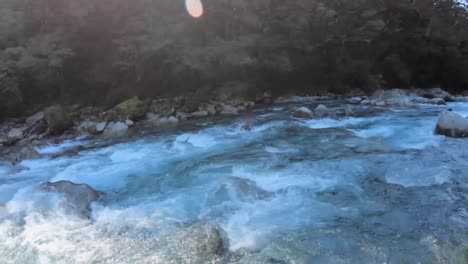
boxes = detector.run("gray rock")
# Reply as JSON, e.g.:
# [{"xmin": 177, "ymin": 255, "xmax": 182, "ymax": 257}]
[
  {"xmin": 41, "ymin": 180, "xmax": 100, "ymax": 217},
  {"xmin": 191, "ymin": 111, "xmax": 209, "ymax": 118},
  {"xmin": 7, "ymin": 145, "xmax": 40, "ymax": 164},
  {"xmin": 314, "ymin": 104, "xmax": 329, "ymax": 118},
  {"xmin": 26, "ymin": 112, "xmax": 44, "ymax": 125},
  {"xmin": 157, "ymin": 116, "xmax": 179, "ymax": 126},
  {"xmin": 237, "ymin": 105, "xmax": 247, "ymax": 112},
  {"xmin": 176, "ymin": 112, "xmax": 191, "ymax": 121},
  {"xmin": 125, "ymin": 119, "xmax": 135, "ymax": 127},
  {"xmin": 360, "ymin": 99, "xmax": 371, "ymax": 105},
  {"xmin": 435, "ymin": 111, "xmax": 468, "ymax": 138},
  {"xmin": 6, "ymin": 128, "xmax": 24, "ymax": 144},
  {"xmin": 95, "ymin": 122, "xmax": 107, "ymax": 133},
  {"xmin": 77, "ymin": 121, "xmax": 97, "ymax": 134},
  {"xmin": 176, "ymin": 222, "xmax": 227, "ymax": 257},
  {"xmin": 375, "ymin": 101, "xmax": 386, "ymax": 107},
  {"xmin": 220, "ymin": 105, "xmax": 239, "ymax": 116},
  {"xmin": 206, "ymin": 105, "xmax": 217, "ymax": 116},
  {"xmin": 293, "ymin": 106, "xmax": 313, "ymax": 118},
  {"xmin": 103, "ymin": 122, "xmax": 128, "ymax": 137}
]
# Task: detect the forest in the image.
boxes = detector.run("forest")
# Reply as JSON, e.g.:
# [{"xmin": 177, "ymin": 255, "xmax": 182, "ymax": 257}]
[{"xmin": 1, "ymin": 0, "xmax": 468, "ymax": 120}]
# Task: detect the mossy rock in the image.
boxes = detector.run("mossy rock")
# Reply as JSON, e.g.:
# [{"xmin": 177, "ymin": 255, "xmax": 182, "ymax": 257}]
[
  {"xmin": 115, "ymin": 97, "xmax": 147, "ymax": 120},
  {"xmin": 44, "ymin": 105, "xmax": 73, "ymax": 134}
]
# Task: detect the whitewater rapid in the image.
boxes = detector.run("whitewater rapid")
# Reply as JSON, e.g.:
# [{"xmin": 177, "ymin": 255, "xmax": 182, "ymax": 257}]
[{"xmin": 1, "ymin": 100, "xmax": 468, "ymax": 263}]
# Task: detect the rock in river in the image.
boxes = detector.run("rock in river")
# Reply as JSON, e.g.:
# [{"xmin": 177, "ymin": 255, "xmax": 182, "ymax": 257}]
[
  {"xmin": 435, "ymin": 111, "xmax": 468, "ymax": 138},
  {"xmin": 293, "ymin": 106, "xmax": 313, "ymax": 118},
  {"xmin": 41, "ymin": 180, "xmax": 100, "ymax": 217}
]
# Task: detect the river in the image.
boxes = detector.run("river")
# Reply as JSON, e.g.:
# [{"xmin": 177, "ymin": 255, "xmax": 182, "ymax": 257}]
[{"xmin": 1, "ymin": 99, "xmax": 468, "ymax": 263}]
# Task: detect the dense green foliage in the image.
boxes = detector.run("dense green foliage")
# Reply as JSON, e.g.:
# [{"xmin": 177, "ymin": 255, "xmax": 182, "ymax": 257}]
[{"xmin": 0, "ymin": 0, "xmax": 467, "ymax": 120}]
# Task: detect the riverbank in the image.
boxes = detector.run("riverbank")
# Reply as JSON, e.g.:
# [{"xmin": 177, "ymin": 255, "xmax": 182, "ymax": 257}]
[{"xmin": 1, "ymin": 88, "xmax": 467, "ymax": 164}]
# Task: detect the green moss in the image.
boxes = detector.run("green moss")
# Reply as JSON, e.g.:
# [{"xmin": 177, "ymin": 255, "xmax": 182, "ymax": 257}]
[
  {"xmin": 115, "ymin": 97, "xmax": 146, "ymax": 120},
  {"xmin": 44, "ymin": 105, "xmax": 73, "ymax": 134}
]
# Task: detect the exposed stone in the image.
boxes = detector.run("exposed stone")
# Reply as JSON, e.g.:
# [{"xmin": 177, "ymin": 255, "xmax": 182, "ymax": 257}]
[
  {"xmin": 77, "ymin": 121, "xmax": 97, "ymax": 134},
  {"xmin": 191, "ymin": 111, "xmax": 209, "ymax": 119},
  {"xmin": 314, "ymin": 104, "xmax": 329, "ymax": 118},
  {"xmin": 206, "ymin": 105, "xmax": 217, "ymax": 116},
  {"xmin": 44, "ymin": 105, "xmax": 73, "ymax": 134},
  {"xmin": 95, "ymin": 122, "xmax": 107, "ymax": 133},
  {"xmin": 360, "ymin": 99, "xmax": 371, "ymax": 105},
  {"xmin": 149, "ymin": 99, "xmax": 176, "ymax": 116},
  {"xmin": 435, "ymin": 111, "xmax": 468, "ymax": 138},
  {"xmin": 157, "ymin": 116, "xmax": 179, "ymax": 126},
  {"xmin": 6, "ymin": 128, "xmax": 24, "ymax": 145},
  {"xmin": 293, "ymin": 106, "xmax": 313, "ymax": 118},
  {"xmin": 177, "ymin": 222, "xmax": 227, "ymax": 257},
  {"xmin": 376, "ymin": 101, "xmax": 386, "ymax": 107},
  {"xmin": 103, "ymin": 122, "xmax": 128, "ymax": 137},
  {"xmin": 176, "ymin": 112, "xmax": 191, "ymax": 121},
  {"xmin": 26, "ymin": 112, "xmax": 44, "ymax": 126},
  {"xmin": 125, "ymin": 119, "xmax": 135, "ymax": 127},
  {"xmin": 7, "ymin": 145, "xmax": 40, "ymax": 164},
  {"xmin": 115, "ymin": 97, "xmax": 146, "ymax": 120},
  {"xmin": 41, "ymin": 180, "xmax": 100, "ymax": 217},
  {"xmin": 237, "ymin": 105, "xmax": 247, "ymax": 112},
  {"xmin": 220, "ymin": 105, "xmax": 239, "ymax": 116}
]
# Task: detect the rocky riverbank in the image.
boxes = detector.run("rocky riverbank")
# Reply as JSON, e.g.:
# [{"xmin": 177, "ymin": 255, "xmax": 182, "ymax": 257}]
[{"xmin": 1, "ymin": 88, "xmax": 468, "ymax": 165}]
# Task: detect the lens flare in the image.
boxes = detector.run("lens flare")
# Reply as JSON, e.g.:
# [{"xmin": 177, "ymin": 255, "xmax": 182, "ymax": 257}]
[{"xmin": 185, "ymin": 0, "xmax": 203, "ymax": 18}]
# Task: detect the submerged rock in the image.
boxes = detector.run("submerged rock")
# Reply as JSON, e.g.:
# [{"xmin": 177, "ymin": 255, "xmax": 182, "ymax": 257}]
[
  {"xmin": 435, "ymin": 111, "xmax": 468, "ymax": 138},
  {"xmin": 41, "ymin": 180, "xmax": 100, "ymax": 217},
  {"xmin": 103, "ymin": 122, "xmax": 128, "ymax": 137},
  {"xmin": 293, "ymin": 106, "xmax": 313, "ymax": 118}
]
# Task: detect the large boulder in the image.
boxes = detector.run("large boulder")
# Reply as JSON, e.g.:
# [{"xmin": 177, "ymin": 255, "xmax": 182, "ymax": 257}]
[
  {"xmin": 115, "ymin": 97, "xmax": 147, "ymax": 120},
  {"xmin": 435, "ymin": 111, "xmax": 468, "ymax": 138},
  {"xmin": 41, "ymin": 180, "xmax": 100, "ymax": 217},
  {"xmin": 103, "ymin": 122, "xmax": 128, "ymax": 137},
  {"xmin": 293, "ymin": 106, "xmax": 313, "ymax": 118},
  {"xmin": 44, "ymin": 105, "xmax": 73, "ymax": 134}
]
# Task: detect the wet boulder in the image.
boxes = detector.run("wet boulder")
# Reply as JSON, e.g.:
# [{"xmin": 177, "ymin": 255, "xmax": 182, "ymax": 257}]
[
  {"xmin": 435, "ymin": 111, "xmax": 468, "ymax": 138},
  {"xmin": 103, "ymin": 122, "xmax": 128, "ymax": 137},
  {"xmin": 314, "ymin": 104, "xmax": 329, "ymax": 118},
  {"xmin": 5, "ymin": 144, "xmax": 40, "ymax": 164},
  {"xmin": 44, "ymin": 105, "xmax": 73, "ymax": 134},
  {"xmin": 177, "ymin": 222, "xmax": 228, "ymax": 257},
  {"xmin": 293, "ymin": 106, "xmax": 313, "ymax": 118},
  {"xmin": 115, "ymin": 97, "xmax": 147, "ymax": 120},
  {"xmin": 41, "ymin": 180, "xmax": 100, "ymax": 217}
]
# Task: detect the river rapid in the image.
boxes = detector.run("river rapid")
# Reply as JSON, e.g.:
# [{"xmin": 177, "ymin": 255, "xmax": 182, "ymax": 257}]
[{"xmin": 1, "ymin": 99, "xmax": 468, "ymax": 263}]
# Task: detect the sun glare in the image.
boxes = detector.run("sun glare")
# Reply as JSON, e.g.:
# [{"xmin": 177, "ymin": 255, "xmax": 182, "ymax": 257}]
[{"xmin": 185, "ymin": 0, "xmax": 203, "ymax": 18}]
